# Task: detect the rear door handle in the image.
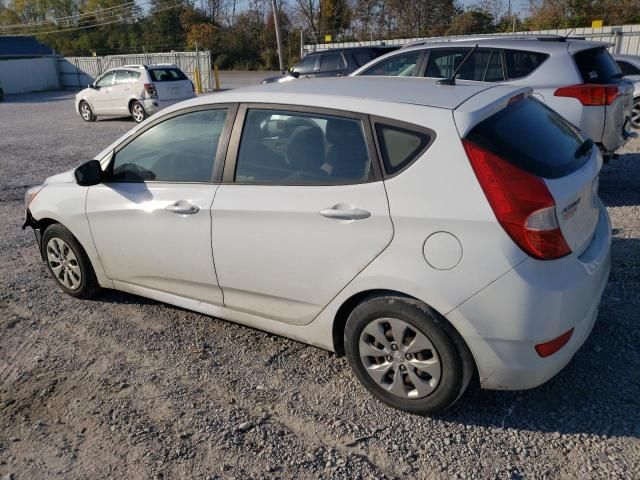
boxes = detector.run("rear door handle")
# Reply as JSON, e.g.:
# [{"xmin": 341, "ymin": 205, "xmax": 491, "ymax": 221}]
[
  {"xmin": 165, "ymin": 201, "xmax": 199, "ymax": 215},
  {"xmin": 319, "ymin": 205, "xmax": 371, "ymax": 220}
]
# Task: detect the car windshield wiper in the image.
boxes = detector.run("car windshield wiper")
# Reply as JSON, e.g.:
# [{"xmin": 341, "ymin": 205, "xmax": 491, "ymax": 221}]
[{"xmin": 574, "ymin": 138, "xmax": 594, "ymax": 158}]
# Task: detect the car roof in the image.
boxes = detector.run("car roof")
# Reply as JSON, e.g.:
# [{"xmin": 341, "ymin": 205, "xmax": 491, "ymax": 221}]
[
  {"xmin": 613, "ymin": 54, "xmax": 640, "ymax": 60},
  {"xmin": 400, "ymin": 36, "xmax": 611, "ymax": 54},
  {"xmin": 306, "ymin": 46, "xmax": 396, "ymax": 55},
  {"xmin": 187, "ymin": 76, "xmax": 518, "ymax": 111}
]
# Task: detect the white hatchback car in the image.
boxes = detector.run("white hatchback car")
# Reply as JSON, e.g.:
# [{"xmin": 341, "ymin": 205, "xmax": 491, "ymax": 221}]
[
  {"xmin": 613, "ymin": 54, "xmax": 640, "ymax": 128},
  {"xmin": 25, "ymin": 78, "xmax": 611, "ymax": 414},
  {"xmin": 353, "ymin": 36, "xmax": 634, "ymax": 159},
  {"xmin": 75, "ymin": 64, "xmax": 195, "ymax": 123}
]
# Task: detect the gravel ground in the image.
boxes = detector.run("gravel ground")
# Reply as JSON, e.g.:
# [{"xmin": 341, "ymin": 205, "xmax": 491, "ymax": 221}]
[{"xmin": 1, "ymin": 91, "xmax": 639, "ymax": 480}]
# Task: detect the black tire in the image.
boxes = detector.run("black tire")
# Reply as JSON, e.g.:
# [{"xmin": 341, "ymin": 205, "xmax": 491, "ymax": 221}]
[
  {"xmin": 632, "ymin": 97, "xmax": 640, "ymax": 129},
  {"xmin": 41, "ymin": 224, "xmax": 100, "ymax": 299},
  {"xmin": 79, "ymin": 101, "xmax": 96, "ymax": 122},
  {"xmin": 344, "ymin": 295, "xmax": 473, "ymax": 415},
  {"xmin": 130, "ymin": 100, "xmax": 147, "ymax": 123}
]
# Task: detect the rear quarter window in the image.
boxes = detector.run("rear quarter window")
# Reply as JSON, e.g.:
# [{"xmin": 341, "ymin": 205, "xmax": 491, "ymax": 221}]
[
  {"xmin": 149, "ymin": 68, "xmax": 188, "ymax": 82},
  {"xmin": 574, "ymin": 48, "xmax": 622, "ymax": 84},
  {"xmin": 465, "ymin": 97, "xmax": 591, "ymax": 179},
  {"xmin": 504, "ymin": 50, "xmax": 548, "ymax": 79},
  {"xmin": 374, "ymin": 123, "xmax": 432, "ymax": 175}
]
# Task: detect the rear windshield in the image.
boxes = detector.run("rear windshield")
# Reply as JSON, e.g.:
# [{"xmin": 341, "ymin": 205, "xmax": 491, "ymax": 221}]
[
  {"xmin": 465, "ymin": 97, "xmax": 592, "ymax": 179},
  {"xmin": 149, "ymin": 68, "xmax": 188, "ymax": 82},
  {"xmin": 573, "ymin": 47, "xmax": 622, "ymax": 84}
]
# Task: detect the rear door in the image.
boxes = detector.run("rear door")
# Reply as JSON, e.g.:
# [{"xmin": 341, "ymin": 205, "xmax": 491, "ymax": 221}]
[
  {"xmin": 316, "ymin": 52, "xmax": 346, "ymax": 77},
  {"xmin": 211, "ymin": 105, "xmax": 393, "ymax": 325},
  {"xmin": 148, "ymin": 67, "xmax": 194, "ymax": 101}
]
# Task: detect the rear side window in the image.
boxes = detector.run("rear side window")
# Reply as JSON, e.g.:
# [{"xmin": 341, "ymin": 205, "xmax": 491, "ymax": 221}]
[
  {"xmin": 574, "ymin": 48, "xmax": 622, "ymax": 84},
  {"xmin": 235, "ymin": 109, "xmax": 372, "ymax": 184},
  {"xmin": 465, "ymin": 97, "xmax": 591, "ymax": 179},
  {"xmin": 504, "ymin": 50, "xmax": 548, "ymax": 79},
  {"xmin": 425, "ymin": 49, "xmax": 498, "ymax": 81},
  {"xmin": 149, "ymin": 68, "xmax": 188, "ymax": 82},
  {"xmin": 320, "ymin": 53, "xmax": 343, "ymax": 71},
  {"xmin": 617, "ymin": 60, "xmax": 640, "ymax": 76},
  {"xmin": 360, "ymin": 51, "xmax": 420, "ymax": 77},
  {"xmin": 353, "ymin": 50, "xmax": 378, "ymax": 67},
  {"xmin": 375, "ymin": 124, "xmax": 432, "ymax": 174}
]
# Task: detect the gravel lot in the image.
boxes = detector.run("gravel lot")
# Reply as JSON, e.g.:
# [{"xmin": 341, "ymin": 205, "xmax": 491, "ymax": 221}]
[{"xmin": 1, "ymin": 91, "xmax": 639, "ymax": 480}]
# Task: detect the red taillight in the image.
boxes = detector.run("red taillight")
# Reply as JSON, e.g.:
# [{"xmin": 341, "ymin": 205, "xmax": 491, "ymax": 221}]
[
  {"xmin": 554, "ymin": 84, "xmax": 619, "ymax": 106},
  {"xmin": 535, "ymin": 329, "xmax": 574, "ymax": 357},
  {"xmin": 462, "ymin": 139, "xmax": 571, "ymax": 260},
  {"xmin": 144, "ymin": 83, "xmax": 157, "ymax": 98}
]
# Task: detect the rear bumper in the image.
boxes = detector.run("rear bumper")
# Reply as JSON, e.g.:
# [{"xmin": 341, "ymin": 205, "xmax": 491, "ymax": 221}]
[{"xmin": 447, "ymin": 203, "xmax": 611, "ymax": 390}]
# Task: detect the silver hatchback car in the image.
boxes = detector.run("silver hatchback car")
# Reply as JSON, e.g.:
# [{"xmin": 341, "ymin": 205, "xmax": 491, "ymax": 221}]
[
  {"xmin": 75, "ymin": 64, "xmax": 195, "ymax": 123},
  {"xmin": 353, "ymin": 36, "xmax": 634, "ymax": 159}
]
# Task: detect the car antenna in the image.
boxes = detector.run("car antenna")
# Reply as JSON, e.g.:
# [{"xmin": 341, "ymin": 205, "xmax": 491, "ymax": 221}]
[
  {"xmin": 437, "ymin": 44, "xmax": 479, "ymax": 86},
  {"xmin": 565, "ymin": 28, "xmax": 575, "ymax": 39}
]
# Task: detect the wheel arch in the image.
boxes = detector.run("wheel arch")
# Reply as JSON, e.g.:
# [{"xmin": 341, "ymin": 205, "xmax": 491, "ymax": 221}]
[{"xmin": 331, "ymin": 289, "xmax": 478, "ymax": 382}]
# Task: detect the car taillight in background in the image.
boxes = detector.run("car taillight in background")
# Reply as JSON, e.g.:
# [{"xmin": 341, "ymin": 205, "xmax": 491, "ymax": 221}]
[
  {"xmin": 554, "ymin": 84, "xmax": 619, "ymax": 106},
  {"xmin": 144, "ymin": 83, "xmax": 157, "ymax": 98},
  {"xmin": 462, "ymin": 139, "xmax": 572, "ymax": 260}
]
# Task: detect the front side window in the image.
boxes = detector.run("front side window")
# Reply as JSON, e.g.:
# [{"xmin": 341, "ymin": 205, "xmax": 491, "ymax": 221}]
[
  {"xmin": 96, "ymin": 72, "xmax": 115, "ymax": 87},
  {"xmin": 111, "ymin": 109, "xmax": 228, "ymax": 182},
  {"xmin": 235, "ymin": 109, "xmax": 372, "ymax": 184},
  {"xmin": 375, "ymin": 124, "xmax": 432, "ymax": 174},
  {"xmin": 360, "ymin": 51, "xmax": 421, "ymax": 77},
  {"xmin": 504, "ymin": 49, "xmax": 548, "ymax": 80},
  {"xmin": 292, "ymin": 55, "xmax": 318, "ymax": 75}
]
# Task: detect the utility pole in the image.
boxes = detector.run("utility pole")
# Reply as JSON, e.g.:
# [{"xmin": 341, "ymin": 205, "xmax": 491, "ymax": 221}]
[{"xmin": 270, "ymin": 0, "xmax": 286, "ymax": 72}]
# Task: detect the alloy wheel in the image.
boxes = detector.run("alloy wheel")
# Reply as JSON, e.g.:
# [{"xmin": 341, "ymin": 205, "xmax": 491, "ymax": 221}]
[
  {"xmin": 46, "ymin": 237, "xmax": 81, "ymax": 290},
  {"xmin": 81, "ymin": 103, "xmax": 92, "ymax": 121},
  {"xmin": 633, "ymin": 99, "xmax": 640, "ymax": 128},
  {"xmin": 132, "ymin": 104, "xmax": 145, "ymax": 122},
  {"xmin": 358, "ymin": 317, "xmax": 441, "ymax": 399}
]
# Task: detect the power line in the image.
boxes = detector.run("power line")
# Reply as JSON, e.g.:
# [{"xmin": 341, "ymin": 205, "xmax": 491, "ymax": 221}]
[
  {"xmin": 6, "ymin": 2, "xmax": 184, "ymax": 36},
  {"xmin": 0, "ymin": 1, "xmax": 142, "ymax": 30}
]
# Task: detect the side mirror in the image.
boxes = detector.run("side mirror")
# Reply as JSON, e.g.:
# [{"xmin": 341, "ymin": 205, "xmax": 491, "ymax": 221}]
[
  {"xmin": 290, "ymin": 71, "xmax": 300, "ymax": 79},
  {"xmin": 75, "ymin": 160, "xmax": 103, "ymax": 186}
]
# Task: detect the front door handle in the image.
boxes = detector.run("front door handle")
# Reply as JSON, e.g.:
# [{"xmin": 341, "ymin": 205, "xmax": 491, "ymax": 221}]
[
  {"xmin": 319, "ymin": 205, "xmax": 371, "ymax": 220},
  {"xmin": 165, "ymin": 201, "xmax": 199, "ymax": 215}
]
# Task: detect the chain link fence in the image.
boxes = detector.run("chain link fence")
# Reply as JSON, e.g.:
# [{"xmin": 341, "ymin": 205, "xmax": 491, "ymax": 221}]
[{"xmin": 57, "ymin": 51, "xmax": 212, "ymax": 90}]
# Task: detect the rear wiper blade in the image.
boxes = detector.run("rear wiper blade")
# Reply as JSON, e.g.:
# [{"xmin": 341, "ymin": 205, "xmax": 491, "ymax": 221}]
[{"xmin": 574, "ymin": 138, "xmax": 593, "ymax": 158}]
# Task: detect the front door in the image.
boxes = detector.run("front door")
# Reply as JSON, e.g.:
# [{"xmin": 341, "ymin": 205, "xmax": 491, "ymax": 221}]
[
  {"xmin": 211, "ymin": 106, "xmax": 393, "ymax": 325},
  {"xmin": 92, "ymin": 71, "xmax": 116, "ymax": 114},
  {"xmin": 86, "ymin": 107, "xmax": 233, "ymax": 305}
]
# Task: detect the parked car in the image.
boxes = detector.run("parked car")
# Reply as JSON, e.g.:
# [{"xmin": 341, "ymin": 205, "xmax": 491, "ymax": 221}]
[
  {"xmin": 613, "ymin": 54, "xmax": 640, "ymax": 128},
  {"xmin": 262, "ymin": 46, "xmax": 398, "ymax": 84},
  {"xmin": 25, "ymin": 77, "xmax": 610, "ymax": 414},
  {"xmin": 75, "ymin": 64, "xmax": 195, "ymax": 123},
  {"xmin": 353, "ymin": 36, "xmax": 633, "ymax": 160}
]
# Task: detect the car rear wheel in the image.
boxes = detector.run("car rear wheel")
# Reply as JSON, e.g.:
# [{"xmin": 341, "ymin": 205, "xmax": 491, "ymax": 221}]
[
  {"xmin": 42, "ymin": 224, "xmax": 100, "ymax": 299},
  {"xmin": 79, "ymin": 101, "xmax": 96, "ymax": 122},
  {"xmin": 131, "ymin": 101, "xmax": 147, "ymax": 123},
  {"xmin": 632, "ymin": 97, "xmax": 640, "ymax": 129},
  {"xmin": 345, "ymin": 296, "xmax": 471, "ymax": 414}
]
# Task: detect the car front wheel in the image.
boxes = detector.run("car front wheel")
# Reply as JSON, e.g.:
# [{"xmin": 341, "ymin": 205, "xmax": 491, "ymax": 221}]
[
  {"xmin": 345, "ymin": 296, "xmax": 472, "ymax": 414},
  {"xmin": 79, "ymin": 101, "xmax": 96, "ymax": 122},
  {"xmin": 41, "ymin": 224, "xmax": 99, "ymax": 299},
  {"xmin": 130, "ymin": 101, "xmax": 147, "ymax": 123}
]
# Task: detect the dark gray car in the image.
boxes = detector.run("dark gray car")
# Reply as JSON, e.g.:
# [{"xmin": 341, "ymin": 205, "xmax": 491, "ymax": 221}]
[{"xmin": 262, "ymin": 46, "xmax": 398, "ymax": 84}]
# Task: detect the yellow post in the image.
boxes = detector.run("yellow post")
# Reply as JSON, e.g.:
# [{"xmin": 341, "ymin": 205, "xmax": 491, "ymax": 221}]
[
  {"xmin": 214, "ymin": 64, "xmax": 221, "ymax": 91},
  {"xmin": 194, "ymin": 67, "xmax": 203, "ymax": 94}
]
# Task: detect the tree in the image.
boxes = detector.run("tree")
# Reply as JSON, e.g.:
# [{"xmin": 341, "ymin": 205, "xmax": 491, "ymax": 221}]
[
  {"xmin": 446, "ymin": 9, "xmax": 494, "ymax": 35},
  {"xmin": 320, "ymin": 0, "xmax": 351, "ymax": 34}
]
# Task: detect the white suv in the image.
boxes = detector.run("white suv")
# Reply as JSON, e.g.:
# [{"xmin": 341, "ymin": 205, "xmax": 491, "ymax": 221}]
[
  {"xmin": 25, "ymin": 78, "xmax": 610, "ymax": 414},
  {"xmin": 353, "ymin": 36, "xmax": 634, "ymax": 159},
  {"xmin": 75, "ymin": 64, "xmax": 195, "ymax": 123}
]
